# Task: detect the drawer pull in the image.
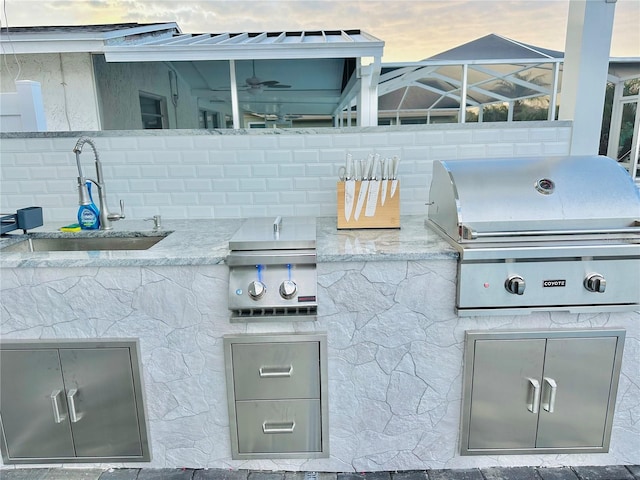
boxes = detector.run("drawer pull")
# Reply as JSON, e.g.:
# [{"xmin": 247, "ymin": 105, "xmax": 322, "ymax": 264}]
[
  {"xmin": 262, "ymin": 421, "xmax": 295, "ymax": 434},
  {"xmin": 259, "ymin": 365, "xmax": 293, "ymax": 378}
]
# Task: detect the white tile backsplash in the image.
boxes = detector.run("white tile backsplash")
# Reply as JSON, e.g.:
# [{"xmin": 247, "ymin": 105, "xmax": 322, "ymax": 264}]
[{"xmin": 0, "ymin": 122, "xmax": 572, "ymax": 222}]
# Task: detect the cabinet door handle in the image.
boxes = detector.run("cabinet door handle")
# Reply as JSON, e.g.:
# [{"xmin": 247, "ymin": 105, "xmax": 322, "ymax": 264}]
[
  {"xmin": 542, "ymin": 377, "xmax": 558, "ymax": 413},
  {"xmin": 259, "ymin": 366, "xmax": 293, "ymax": 378},
  {"xmin": 526, "ymin": 378, "xmax": 540, "ymax": 414},
  {"xmin": 67, "ymin": 388, "xmax": 82, "ymax": 423},
  {"xmin": 262, "ymin": 421, "xmax": 295, "ymax": 434},
  {"xmin": 50, "ymin": 390, "xmax": 65, "ymax": 424}
]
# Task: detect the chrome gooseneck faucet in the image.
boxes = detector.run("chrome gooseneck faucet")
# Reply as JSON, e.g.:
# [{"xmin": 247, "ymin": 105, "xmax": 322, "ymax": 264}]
[{"xmin": 73, "ymin": 136, "xmax": 125, "ymax": 230}]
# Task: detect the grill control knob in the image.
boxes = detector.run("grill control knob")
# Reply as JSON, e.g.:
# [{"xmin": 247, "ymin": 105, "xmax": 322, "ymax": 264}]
[
  {"xmin": 584, "ymin": 273, "xmax": 606, "ymax": 293},
  {"xmin": 279, "ymin": 280, "xmax": 297, "ymax": 299},
  {"xmin": 248, "ymin": 281, "xmax": 266, "ymax": 300},
  {"xmin": 505, "ymin": 275, "xmax": 526, "ymax": 295}
]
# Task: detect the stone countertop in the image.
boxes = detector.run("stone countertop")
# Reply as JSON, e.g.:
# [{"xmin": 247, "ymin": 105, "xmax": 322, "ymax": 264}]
[{"xmin": 0, "ymin": 216, "xmax": 457, "ymax": 268}]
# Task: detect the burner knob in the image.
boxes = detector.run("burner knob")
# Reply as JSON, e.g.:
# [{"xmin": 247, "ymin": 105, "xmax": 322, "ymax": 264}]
[
  {"xmin": 279, "ymin": 280, "xmax": 297, "ymax": 299},
  {"xmin": 248, "ymin": 281, "xmax": 266, "ymax": 300},
  {"xmin": 505, "ymin": 275, "xmax": 526, "ymax": 295},
  {"xmin": 584, "ymin": 273, "xmax": 606, "ymax": 293}
]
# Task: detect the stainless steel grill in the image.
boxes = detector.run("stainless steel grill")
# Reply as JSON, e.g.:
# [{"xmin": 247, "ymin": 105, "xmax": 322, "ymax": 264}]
[
  {"xmin": 227, "ymin": 216, "xmax": 317, "ymax": 322},
  {"xmin": 427, "ymin": 155, "xmax": 640, "ymax": 316}
]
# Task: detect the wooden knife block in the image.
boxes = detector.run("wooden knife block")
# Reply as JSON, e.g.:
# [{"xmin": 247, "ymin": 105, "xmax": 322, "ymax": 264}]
[{"xmin": 337, "ymin": 181, "xmax": 400, "ymax": 229}]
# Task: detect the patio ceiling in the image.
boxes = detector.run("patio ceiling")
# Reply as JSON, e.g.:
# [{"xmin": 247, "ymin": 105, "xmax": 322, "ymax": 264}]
[{"xmin": 102, "ymin": 29, "xmax": 384, "ymax": 123}]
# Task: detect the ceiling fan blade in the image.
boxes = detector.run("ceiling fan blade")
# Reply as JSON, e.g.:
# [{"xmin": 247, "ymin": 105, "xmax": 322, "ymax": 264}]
[{"xmin": 265, "ymin": 83, "xmax": 292, "ymax": 89}]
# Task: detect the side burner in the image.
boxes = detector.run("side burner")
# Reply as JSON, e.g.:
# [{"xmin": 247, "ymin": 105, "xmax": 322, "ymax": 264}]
[{"xmin": 227, "ymin": 217, "xmax": 317, "ymax": 322}]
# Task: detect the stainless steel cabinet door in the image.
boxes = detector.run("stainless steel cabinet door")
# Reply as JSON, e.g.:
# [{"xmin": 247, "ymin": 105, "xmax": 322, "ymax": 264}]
[
  {"xmin": 536, "ymin": 337, "xmax": 618, "ymax": 448},
  {"xmin": 0, "ymin": 349, "xmax": 75, "ymax": 459},
  {"xmin": 468, "ymin": 339, "xmax": 546, "ymax": 450},
  {"xmin": 59, "ymin": 348, "xmax": 143, "ymax": 457}
]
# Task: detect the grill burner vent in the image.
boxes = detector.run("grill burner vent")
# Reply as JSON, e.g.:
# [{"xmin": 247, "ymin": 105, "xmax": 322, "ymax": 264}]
[{"xmin": 230, "ymin": 305, "xmax": 318, "ymax": 322}]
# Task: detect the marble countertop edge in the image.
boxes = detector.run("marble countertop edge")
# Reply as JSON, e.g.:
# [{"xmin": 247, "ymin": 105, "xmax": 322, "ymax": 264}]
[{"xmin": 0, "ymin": 216, "xmax": 457, "ymax": 268}]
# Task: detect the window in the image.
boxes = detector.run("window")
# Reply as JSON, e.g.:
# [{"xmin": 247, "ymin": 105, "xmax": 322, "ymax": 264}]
[
  {"xmin": 199, "ymin": 109, "xmax": 219, "ymax": 129},
  {"xmin": 139, "ymin": 93, "xmax": 167, "ymax": 129}
]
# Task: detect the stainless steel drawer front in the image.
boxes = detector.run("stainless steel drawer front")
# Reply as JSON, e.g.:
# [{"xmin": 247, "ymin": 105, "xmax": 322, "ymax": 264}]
[
  {"xmin": 231, "ymin": 342, "xmax": 320, "ymax": 400},
  {"xmin": 224, "ymin": 333, "xmax": 329, "ymax": 459},
  {"xmin": 235, "ymin": 399, "xmax": 321, "ymax": 454}
]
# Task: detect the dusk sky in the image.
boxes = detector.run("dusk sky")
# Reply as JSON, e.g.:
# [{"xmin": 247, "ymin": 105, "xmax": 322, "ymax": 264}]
[{"xmin": 2, "ymin": 0, "xmax": 639, "ymax": 61}]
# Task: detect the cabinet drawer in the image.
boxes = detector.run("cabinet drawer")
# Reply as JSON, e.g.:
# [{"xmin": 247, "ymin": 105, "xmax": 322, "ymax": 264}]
[
  {"xmin": 235, "ymin": 399, "xmax": 321, "ymax": 454},
  {"xmin": 231, "ymin": 342, "xmax": 320, "ymax": 400}
]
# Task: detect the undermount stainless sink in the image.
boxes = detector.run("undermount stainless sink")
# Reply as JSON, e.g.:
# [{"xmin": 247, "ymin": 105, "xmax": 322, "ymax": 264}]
[{"xmin": 1, "ymin": 234, "xmax": 169, "ymax": 253}]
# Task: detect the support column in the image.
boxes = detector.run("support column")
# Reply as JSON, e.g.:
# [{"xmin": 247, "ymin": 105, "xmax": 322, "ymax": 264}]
[
  {"xmin": 357, "ymin": 57, "xmax": 381, "ymax": 127},
  {"xmin": 548, "ymin": 62, "xmax": 560, "ymax": 121},
  {"xmin": 558, "ymin": 0, "xmax": 617, "ymax": 155},
  {"xmin": 459, "ymin": 64, "xmax": 468, "ymax": 123},
  {"xmin": 229, "ymin": 60, "xmax": 240, "ymax": 129}
]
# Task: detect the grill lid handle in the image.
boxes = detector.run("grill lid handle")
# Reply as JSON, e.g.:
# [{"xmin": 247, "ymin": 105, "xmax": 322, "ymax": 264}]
[
  {"xmin": 462, "ymin": 224, "xmax": 640, "ymax": 240},
  {"xmin": 273, "ymin": 215, "xmax": 282, "ymax": 233}
]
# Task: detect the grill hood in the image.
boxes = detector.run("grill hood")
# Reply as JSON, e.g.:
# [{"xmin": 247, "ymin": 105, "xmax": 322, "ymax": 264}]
[{"xmin": 428, "ymin": 155, "xmax": 640, "ymax": 243}]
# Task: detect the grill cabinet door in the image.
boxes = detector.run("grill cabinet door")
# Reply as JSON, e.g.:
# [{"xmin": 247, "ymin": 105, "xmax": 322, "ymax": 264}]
[
  {"xmin": 0, "ymin": 349, "xmax": 75, "ymax": 459},
  {"xmin": 468, "ymin": 339, "xmax": 546, "ymax": 450},
  {"xmin": 59, "ymin": 348, "xmax": 143, "ymax": 457},
  {"xmin": 536, "ymin": 337, "xmax": 618, "ymax": 448}
]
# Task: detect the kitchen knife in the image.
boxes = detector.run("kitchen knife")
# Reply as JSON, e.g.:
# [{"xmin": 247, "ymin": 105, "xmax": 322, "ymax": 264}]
[
  {"xmin": 344, "ymin": 153, "xmax": 356, "ymax": 222},
  {"xmin": 380, "ymin": 157, "xmax": 388, "ymax": 206},
  {"xmin": 354, "ymin": 157, "xmax": 370, "ymax": 221},
  {"xmin": 390, "ymin": 155, "xmax": 400, "ymax": 198},
  {"xmin": 365, "ymin": 154, "xmax": 380, "ymax": 217}
]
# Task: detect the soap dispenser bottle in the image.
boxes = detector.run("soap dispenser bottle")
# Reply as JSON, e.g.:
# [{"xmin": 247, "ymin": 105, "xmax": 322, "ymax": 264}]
[{"xmin": 77, "ymin": 181, "xmax": 100, "ymax": 230}]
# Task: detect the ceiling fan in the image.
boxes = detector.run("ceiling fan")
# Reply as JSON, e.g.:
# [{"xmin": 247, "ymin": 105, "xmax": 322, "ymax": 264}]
[
  {"xmin": 245, "ymin": 60, "xmax": 292, "ymax": 93},
  {"xmin": 260, "ymin": 104, "xmax": 302, "ymax": 124}
]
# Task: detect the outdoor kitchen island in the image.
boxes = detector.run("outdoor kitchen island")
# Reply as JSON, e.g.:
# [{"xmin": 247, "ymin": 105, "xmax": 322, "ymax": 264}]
[{"xmin": 0, "ymin": 216, "xmax": 638, "ymax": 471}]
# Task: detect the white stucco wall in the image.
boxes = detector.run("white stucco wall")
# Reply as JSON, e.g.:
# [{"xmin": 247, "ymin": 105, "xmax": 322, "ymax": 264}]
[
  {"xmin": 93, "ymin": 55, "xmax": 201, "ymax": 130},
  {"xmin": 0, "ymin": 53, "xmax": 100, "ymax": 131},
  {"xmin": 0, "ymin": 53, "xmax": 209, "ymax": 132}
]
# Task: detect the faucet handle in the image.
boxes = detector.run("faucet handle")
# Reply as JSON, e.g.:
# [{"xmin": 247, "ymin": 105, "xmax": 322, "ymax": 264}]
[
  {"xmin": 144, "ymin": 215, "xmax": 162, "ymax": 230},
  {"xmin": 107, "ymin": 199, "xmax": 125, "ymax": 221}
]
